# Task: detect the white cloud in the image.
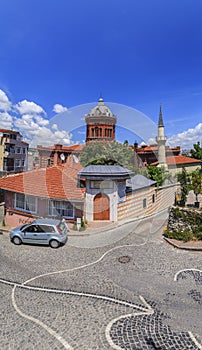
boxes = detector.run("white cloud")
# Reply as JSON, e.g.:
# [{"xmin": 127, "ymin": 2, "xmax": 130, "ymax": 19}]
[
  {"xmin": 52, "ymin": 123, "xmax": 58, "ymax": 131},
  {"xmin": 30, "ymin": 127, "xmax": 71, "ymax": 147},
  {"xmin": 0, "ymin": 112, "xmax": 13, "ymax": 129},
  {"xmin": 147, "ymin": 138, "xmax": 155, "ymax": 145},
  {"xmin": 0, "ymin": 89, "xmax": 12, "ymax": 111},
  {"xmin": 167, "ymin": 123, "xmax": 202, "ymax": 149},
  {"xmin": 0, "ymin": 89, "xmax": 72, "ymax": 147},
  {"xmin": 12, "ymin": 112, "xmax": 71, "ymax": 146},
  {"xmin": 53, "ymin": 103, "xmax": 68, "ymax": 113},
  {"xmin": 35, "ymin": 115, "xmax": 49, "ymax": 126},
  {"xmin": 15, "ymin": 99, "xmax": 46, "ymax": 115}
]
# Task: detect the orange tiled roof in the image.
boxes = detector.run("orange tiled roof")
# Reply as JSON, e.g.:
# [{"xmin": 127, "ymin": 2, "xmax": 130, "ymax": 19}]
[
  {"xmin": 166, "ymin": 155, "xmax": 201, "ymax": 165},
  {"xmin": 152, "ymin": 155, "xmax": 201, "ymax": 166},
  {"xmin": 137, "ymin": 144, "xmax": 181, "ymax": 154},
  {"xmin": 0, "ymin": 129, "xmax": 21, "ymax": 134},
  {"xmin": 0, "ymin": 163, "xmax": 85, "ymax": 201}
]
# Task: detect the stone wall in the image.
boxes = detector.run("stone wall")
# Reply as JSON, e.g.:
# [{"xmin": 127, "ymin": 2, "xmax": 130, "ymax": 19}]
[{"xmin": 118, "ymin": 183, "xmax": 178, "ymax": 221}]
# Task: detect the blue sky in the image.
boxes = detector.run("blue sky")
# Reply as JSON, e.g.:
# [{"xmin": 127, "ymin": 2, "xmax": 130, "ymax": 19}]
[{"xmin": 0, "ymin": 0, "xmax": 202, "ymax": 149}]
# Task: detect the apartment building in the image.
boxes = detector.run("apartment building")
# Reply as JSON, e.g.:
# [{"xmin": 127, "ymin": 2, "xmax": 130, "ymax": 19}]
[{"xmin": 0, "ymin": 129, "xmax": 28, "ymax": 174}]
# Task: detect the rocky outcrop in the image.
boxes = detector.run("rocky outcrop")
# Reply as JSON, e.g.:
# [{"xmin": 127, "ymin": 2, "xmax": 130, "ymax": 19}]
[{"xmin": 165, "ymin": 206, "xmax": 202, "ymax": 241}]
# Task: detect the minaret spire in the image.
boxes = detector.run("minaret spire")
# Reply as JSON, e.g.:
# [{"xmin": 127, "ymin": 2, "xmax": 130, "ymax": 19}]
[
  {"xmin": 156, "ymin": 104, "xmax": 167, "ymax": 169},
  {"xmin": 158, "ymin": 103, "xmax": 164, "ymax": 127}
]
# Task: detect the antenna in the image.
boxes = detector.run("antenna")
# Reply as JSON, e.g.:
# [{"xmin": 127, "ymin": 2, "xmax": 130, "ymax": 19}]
[{"xmin": 73, "ymin": 154, "xmax": 79, "ymax": 163}]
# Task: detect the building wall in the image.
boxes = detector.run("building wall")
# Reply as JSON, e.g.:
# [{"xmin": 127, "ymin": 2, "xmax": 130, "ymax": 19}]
[
  {"xmin": 168, "ymin": 164, "xmax": 201, "ymax": 176},
  {"xmin": 4, "ymin": 191, "xmax": 84, "ymax": 227},
  {"xmin": 0, "ymin": 201, "xmax": 5, "ymax": 225},
  {"xmin": 84, "ymin": 179, "xmax": 118, "ymax": 222},
  {"xmin": 118, "ymin": 183, "xmax": 179, "ymax": 221}
]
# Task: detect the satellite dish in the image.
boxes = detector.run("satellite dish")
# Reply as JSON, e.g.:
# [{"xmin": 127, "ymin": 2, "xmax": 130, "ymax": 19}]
[
  {"xmin": 60, "ymin": 153, "xmax": 65, "ymax": 161},
  {"xmin": 73, "ymin": 154, "xmax": 79, "ymax": 163}
]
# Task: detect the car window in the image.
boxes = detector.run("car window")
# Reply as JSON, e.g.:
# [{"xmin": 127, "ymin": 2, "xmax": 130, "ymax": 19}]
[
  {"xmin": 58, "ymin": 222, "xmax": 66, "ymax": 232},
  {"xmin": 38, "ymin": 225, "xmax": 55, "ymax": 233},
  {"xmin": 23, "ymin": 225, "xmax": 39, "ymax": 233},
  {"xmin": 20, "ymin": 224, "xmax": 29, "ymax": 231}
]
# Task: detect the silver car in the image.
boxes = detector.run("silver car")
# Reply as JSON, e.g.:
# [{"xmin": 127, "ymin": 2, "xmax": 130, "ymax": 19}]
[{"xmin": 10, "ymin": 218, "xmax": 69, "ymax": 248}]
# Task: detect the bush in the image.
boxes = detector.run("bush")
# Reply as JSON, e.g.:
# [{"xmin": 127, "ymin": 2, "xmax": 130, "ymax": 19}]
[
  {"xmin": 72, "ymin": 219, "xmax": 86, "ymax": 231},
  {"xmin": 164, "ymin": 228, "xmax": 193, "ymax": 242},
  {"xmin": 173, "ymin": 206, "xmax": 182, "ymax": 218}
]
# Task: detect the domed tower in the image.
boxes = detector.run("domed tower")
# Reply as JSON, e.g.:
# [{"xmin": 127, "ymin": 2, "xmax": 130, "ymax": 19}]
[{"xmin": 85, "ymin": 97, "xmax": 117, "ymax": 143}]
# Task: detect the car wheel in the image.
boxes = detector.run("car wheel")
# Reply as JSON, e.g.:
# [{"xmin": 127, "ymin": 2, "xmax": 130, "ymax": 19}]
[
  {"xmin": 12, "ymin": 236, "xmax": 22, "ymax": 245},
  {"xmin": 49, "ymin": 239, "xmax": 60, "ymax": 249}
]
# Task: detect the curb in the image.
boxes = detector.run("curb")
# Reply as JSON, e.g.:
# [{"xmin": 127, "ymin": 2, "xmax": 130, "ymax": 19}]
[
  {"xmin": 163, "ymin": 236, "xmax": 202, "ymax": 252},
  {"xmin": 0, "ymin": 228, "xmax": 10, "ymax": 234}
]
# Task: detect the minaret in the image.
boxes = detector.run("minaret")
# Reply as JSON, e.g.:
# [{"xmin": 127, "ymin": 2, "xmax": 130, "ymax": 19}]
[{"xmin": 156, "ymin": 104, "xmax": 167, "ymax": 169}]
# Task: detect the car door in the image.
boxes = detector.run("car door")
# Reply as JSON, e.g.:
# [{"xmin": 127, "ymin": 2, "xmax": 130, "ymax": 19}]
[
  {"xmin": 22, "ymin": 224, "xmax": 40, "ymax": 244},
  {"xmin": 37, "ymin": 225, "xmax": 53, "ymax": 244}
]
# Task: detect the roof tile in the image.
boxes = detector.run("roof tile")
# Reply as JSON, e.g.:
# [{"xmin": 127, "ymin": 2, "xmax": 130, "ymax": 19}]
[{"xmin": 0, "ymin": 164, "xmax": 84, "ymax": 201}]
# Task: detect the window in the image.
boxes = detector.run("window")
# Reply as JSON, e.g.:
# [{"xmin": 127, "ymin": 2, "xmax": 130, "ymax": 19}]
[
  {"xmin": 90, "ymin": 180, "xmax": 113, "ymax": 189},
  {"xmin": 22, "ymin": 148, "xmax": 27, "ymax": 154},
  {"xmin": 16, "ymin": 147, "xmax": 21, "ymax": 154},
  {"xmin": 49, "ymin": 200, "xmax": 74, "ymax": 218},
  {"xmin": 23, "ymin": 225, "xmax": 39, "ymax": 233},
  {"xmin": 10, "ymin": 146, "xmax": 15, "ymax": 154},
  {"xmin": 38, "ymin": 225, "xmax": 55, "ymax": 233},
  {"xmin": 15, "ymin": 193, "xmax": 37, "ymax": 213},
  {"xmin": 15, "ymin": 159, "xmax": 21, "ymax": 168},
  {"xmin": 15, "ymin": 159, "xmax": 21, "ymax": 167},
  {"xmin": 152, "ymin": 194, "xmax": 155, "ymax": 203},
  {"xmin": 143, "ymin": 198, "xmax": 147, "ymax": 209}
]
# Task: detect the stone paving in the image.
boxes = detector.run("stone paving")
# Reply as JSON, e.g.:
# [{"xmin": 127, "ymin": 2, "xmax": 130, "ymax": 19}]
[{"xmin": 0, "ymin": 212, "xmax": 201, "ymax": 349}]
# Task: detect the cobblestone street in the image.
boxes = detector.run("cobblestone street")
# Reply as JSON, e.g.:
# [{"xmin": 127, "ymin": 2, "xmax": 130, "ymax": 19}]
[{"xmin": 0, "ymin": 212, "xmax": 201, "ymax": 349}]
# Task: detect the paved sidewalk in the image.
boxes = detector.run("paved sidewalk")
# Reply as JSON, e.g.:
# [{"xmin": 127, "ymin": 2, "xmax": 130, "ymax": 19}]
[{"xmin": 164, "ymin": 236, "xmax": 202, "ymax": 251}]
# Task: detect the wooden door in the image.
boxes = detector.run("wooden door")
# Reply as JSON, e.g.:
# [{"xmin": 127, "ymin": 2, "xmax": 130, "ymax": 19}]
[{"xmin": 94, "ymin": 193, "xmax": 110, "ymax": 220}]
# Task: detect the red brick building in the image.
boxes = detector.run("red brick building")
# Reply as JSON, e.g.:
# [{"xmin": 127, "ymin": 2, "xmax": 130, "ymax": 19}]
[
  {"xmin": 37, "ymin": 143, "xmax": 84, "ymax": 169},
  {"xmin": 85, "ymin": 97, "xmax": 117, "ymax": 143}
]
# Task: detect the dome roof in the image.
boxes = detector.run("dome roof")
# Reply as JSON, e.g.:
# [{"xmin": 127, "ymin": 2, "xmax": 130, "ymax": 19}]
[{"xmin": 89, "ymin": 98, "xmax": 114, "ymax": 117}]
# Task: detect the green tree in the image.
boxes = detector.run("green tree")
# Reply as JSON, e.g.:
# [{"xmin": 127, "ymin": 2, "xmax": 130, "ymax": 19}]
[
  {"xmin": 80, "ymin": 141, "xmax": 134, "ymax": 170},
  {"xmin": 147, "ymin": 165, "xmax": 171, "ymax": 188},
  {"xmin": 177, "ymin": 166, "xmax": 190, "ymax": 206},
  {"xmin": 190, "ymin": 168, "xmax": 202, "ymax": 202},
  {"xmin": 123, "ymin": 140, "xmax": 129, "ymax": 147},
  {"xmin": 190, "ymin": 142, "xmax": 202, "ymax": 160}
]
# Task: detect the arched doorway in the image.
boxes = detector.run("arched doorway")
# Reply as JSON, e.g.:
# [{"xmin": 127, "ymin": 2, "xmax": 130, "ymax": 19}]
[{"xmin": 93, "ymin": 193, "xmax": 110, "ymax": 220}]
